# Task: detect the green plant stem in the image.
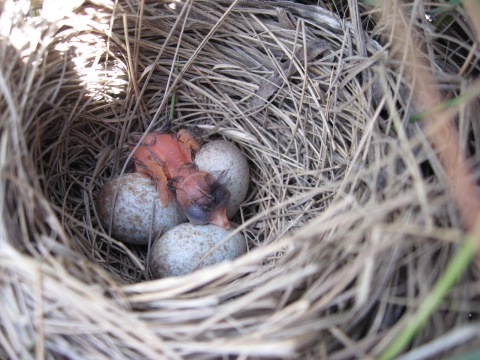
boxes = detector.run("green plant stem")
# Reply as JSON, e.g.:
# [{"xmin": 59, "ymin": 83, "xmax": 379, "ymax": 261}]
[
  {"xmin": 409, "ymin": 83, "xmax": 480, "ymax": 122},
  {"xmin": 170, "ymin": 86, "xmax": 176, "ymax": 122},
  {"xmin": 378, "ymin": 231, "xmax": 479, "ymax": 360}
]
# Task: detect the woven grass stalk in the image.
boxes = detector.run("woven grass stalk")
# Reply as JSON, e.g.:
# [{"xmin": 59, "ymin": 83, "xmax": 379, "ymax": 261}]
[{"xmin": 1, "ymin": 0, "xmax": 479, "ymax": 358}]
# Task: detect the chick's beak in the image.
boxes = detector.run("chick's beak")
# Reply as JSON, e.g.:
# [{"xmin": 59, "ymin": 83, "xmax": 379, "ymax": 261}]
[{"xmin": 208, "ymin": 206, "xmax": 230, "ymax": 229}]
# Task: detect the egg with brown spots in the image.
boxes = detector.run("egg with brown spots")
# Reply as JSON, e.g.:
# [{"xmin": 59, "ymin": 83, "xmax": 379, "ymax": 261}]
[
  {"xmin": 96, "ymin": 173, "xmax": 187, "ymax": 245},
  {"xmin": 149, "ymin": 223, "xmax": 247, "ymax": 278},
  {"xmin": 194, "ymin": 140, "xmax": 249, "ymax": 219}
]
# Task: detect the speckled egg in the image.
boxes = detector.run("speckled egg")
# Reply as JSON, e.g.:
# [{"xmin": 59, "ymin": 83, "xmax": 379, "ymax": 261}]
[
  {"xmin": 96, "ymin": 173, "xmax": 187, "ymax": 245},
  {"xmin": 195, "ymin": 140, "xmax": 249, "ymax": 219},
  {"xmin": 149, "ymin": 223, "xmax": 247, "ymax": 278}
]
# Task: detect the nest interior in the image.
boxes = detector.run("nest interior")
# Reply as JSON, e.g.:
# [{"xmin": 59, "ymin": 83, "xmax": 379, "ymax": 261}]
[{"xmin": 1, "ymin": 0, "xmax": 480, "ymax": 359}]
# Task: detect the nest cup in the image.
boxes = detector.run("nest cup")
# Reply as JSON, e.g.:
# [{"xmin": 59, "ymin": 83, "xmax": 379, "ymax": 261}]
[{"xmin": 1, "ymin": 0, "xmax": 480, "ymax": 358}]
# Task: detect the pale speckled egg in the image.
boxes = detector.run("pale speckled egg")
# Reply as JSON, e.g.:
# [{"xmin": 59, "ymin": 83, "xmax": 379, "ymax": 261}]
[
  {"xmin": 96, "ymin": 173, "xmax": 187, "ymax": 245},
  {"xmin": 195, "ymin": 140, "xmax": 249, "ymax": 219},
  {"xmin": 149, "ymin": 223, "xmax": 247, "ymax": 278}
]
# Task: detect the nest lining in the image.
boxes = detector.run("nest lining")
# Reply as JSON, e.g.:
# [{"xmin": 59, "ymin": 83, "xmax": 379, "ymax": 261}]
[{"xmin": 1, "ymin": 0, "xmax": 480, "ymax": 359}]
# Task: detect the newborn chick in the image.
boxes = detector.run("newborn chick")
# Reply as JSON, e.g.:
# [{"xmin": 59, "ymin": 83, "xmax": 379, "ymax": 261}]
[{"xmin": 128, "ymin": 130, "xmax": 231, "ymax": 229}]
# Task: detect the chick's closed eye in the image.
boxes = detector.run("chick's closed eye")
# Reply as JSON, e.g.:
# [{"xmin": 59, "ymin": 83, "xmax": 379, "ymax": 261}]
[{"xmin": 184, "ymin": 204, "xmax": 210, "ymax": 225}]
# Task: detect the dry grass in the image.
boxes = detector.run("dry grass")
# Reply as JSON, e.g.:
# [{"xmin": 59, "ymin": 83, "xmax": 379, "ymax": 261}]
[{"xmin": 1, "ymin": 0, "xmax": 480, "ymax": 358}]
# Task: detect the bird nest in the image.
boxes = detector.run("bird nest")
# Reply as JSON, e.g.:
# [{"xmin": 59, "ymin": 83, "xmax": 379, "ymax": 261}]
[{"xmin": 1, "ymin": 0, "xmax": 480, "ymax": 358}]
